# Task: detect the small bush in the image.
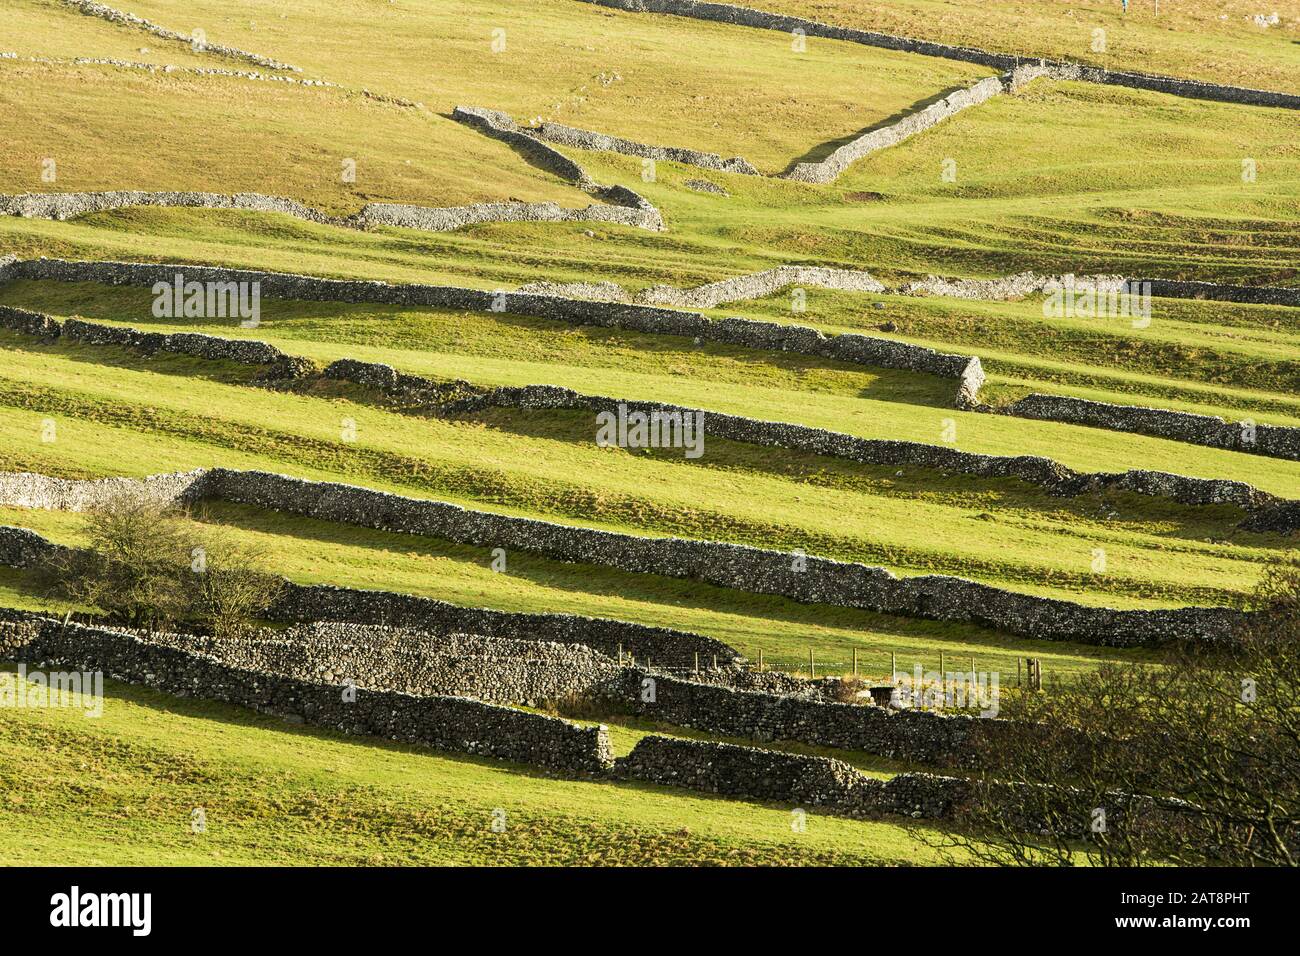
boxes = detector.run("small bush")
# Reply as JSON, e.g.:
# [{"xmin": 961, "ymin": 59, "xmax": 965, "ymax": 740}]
[{"xmin": 37, "ymin": 499, "xmax": 282, "ymax": 636}]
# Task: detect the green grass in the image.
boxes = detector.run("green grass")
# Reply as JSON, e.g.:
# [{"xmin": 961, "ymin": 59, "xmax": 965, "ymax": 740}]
[
  {"xmin": 0, "ymin": 0, "xmax": 1295, "ymax": 866},
  {"xmin": 0, "ymin": 61, "xmax": 585, "ymax": 211},
  {"xmin": 4, "ymin": 281, "xmax": 1298, "ymax": 494},
  {"xmin": 0, "ymin": 336, "xmax": 1288, "ymax": 613},
  {"xmin": 0, "ymin": 666, "xmax": 958, "ymax": 865},
  {"xmin": 0, "ymin": 501, "xmax": 1154, "ymax": 681},
  {"xmin": 80, "ymin": 0, "xmax": 993, "ymax": 172}
]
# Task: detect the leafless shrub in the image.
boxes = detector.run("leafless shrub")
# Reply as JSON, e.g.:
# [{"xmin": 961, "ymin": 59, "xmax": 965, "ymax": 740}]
[
  {"xmin": 933, "ymin": 564, "xmax": 1300, "ymax": 867},
  {"xmin": 36, "ymin": 499, "xmax": 281, "ymax": 638}
]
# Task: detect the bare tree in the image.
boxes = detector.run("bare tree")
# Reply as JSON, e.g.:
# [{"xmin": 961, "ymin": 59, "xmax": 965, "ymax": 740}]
[
  {"xmin": 184, "ymin": 519, "xmax": 284, "ymax": 639},
  {"xmin": 37, "ymin": 500, "xmax": 283, "ymax": 639},
  {"xmin": 936, "ymin": 564, "xmax": 1300, "ymax": 867},
  {"xmin": 37, "ymin": 499, "xmax": 200, "ymax": 631}
]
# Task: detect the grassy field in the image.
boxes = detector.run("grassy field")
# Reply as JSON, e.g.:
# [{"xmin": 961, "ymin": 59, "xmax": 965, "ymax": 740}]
[
  {"xmin": 0, "ymin": 333, "xmax": 1288, "ymax": 610},
  {"xmin": 0, "ymin": 0, "xmax": 221, "ymax": 66},
  {"xmin": 0, "ymin": 667, "xmax": 959, "ymax": 865},
  {"xmin": 0, "ymin": 62, "xmax": 586, "ymax": 210},
  {"xmin": 73, "ymin": 0, "xmax": 994, "ymax": 171},
  {"xmin": 0, "ymin": 0, "xmax": 1295, "ymax": 866}
]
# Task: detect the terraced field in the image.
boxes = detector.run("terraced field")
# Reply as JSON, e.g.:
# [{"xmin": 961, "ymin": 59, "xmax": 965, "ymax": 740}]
[{"xmin": 0, "ymin": 0, "xmax": 1295, "ymax": 869}]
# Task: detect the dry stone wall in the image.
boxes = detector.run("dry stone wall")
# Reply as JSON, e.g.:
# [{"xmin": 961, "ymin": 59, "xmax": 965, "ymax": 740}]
[
  {"xmin": 618, "ymin": 669, "xmax": 1005, "ymax": 767},
  {"xmin": 902, "ymin": 271, "xmax": 1126, "ymax": 300},
  {"xmin": 1137, "ymin": 278, "xmax": 1300, "ymax": 308},
  {"xmin": 0, "ymin": 515, "xmax": 739, "ymax": 667},
  {"xmin": 0, "ymin": 606, "xmax": 1101, "ymax": 826},
  {"xmin": 141, "ymin": 621, "xmax": 627, "ymax": 706},
  {"xmin": 0, "ymin": 189, "xmax": 663, "ymax": 235},
  {"xmin": 528, "ymin": 71, "xmax": 1008, "ymax": 185},
  {"xmin": 1001, "ymin": 395, "xmax": 1300, "ymax": 463},
  {"xmin": 449, "ymin": 106, "xmax": 664, "ymax": 230},
  {"xmin": 783, "ymin": 74, "xmax": 1007, "ymax": 184},
  {"xmin": 0, "ymin": 525, "xmax": 64, "ymax": 568},
  {"xmin": 0, "ymin": 257, "xmax": 977, "ymax": 388},
  {"xmin": 638, "ymin": 265, "xmax": 885, "ymax": 307},
  {"xmin": 0, "ymin": 469, "xmax": 207, "ymax": 513},
  {"xmin": 362, "ymin": 199, "xmax": 662, "ymax": 232},
  {"xmin": 269, "ymin": 581, "xmax": 739, "ymax": 667},
  {"xmin": 0, "ymin": 613, "xmax": 613, "ymax": 773},
  {"xmin": 61, "ymin": 317, "xmax": 293, "ymax": 368},
  {"xmin": 2, "ymin": 288, "xmax": 1294, "ymax": 523},
  {"xmin": 452, "ymin": 106, "xmax": 595, "ymax": 187},
  {"xmin": 617, "ymin": 735, "xmax": 973, "ymax": 820},
  {"xmin": 61, "ymin": 0, "xmax": 301, "ymax": 72},
  {"xmin": 1035, "ymin": 61, "xmax": 1300, "ymax": 110},
  {"xmin": 446, "ymin": 385, "xmax": 1297, "ymax": 529},
  {"xmin": 0, "ymin": 191, "xmax": 344, "ymax": 226},
  {"xmin": 0, "ymin": 468, "xmax": 1252, "ymax": 647},
  {"xmin": 198, "ymin": 469, "xmax": 1247, "ymax": 648},
  {"xmin": 0, "ymin": 104, "xmax": 666, "ymax": 236},
  {"xmin": 533, "ymin": 120, "xmax": 760, "ymax": 175}
]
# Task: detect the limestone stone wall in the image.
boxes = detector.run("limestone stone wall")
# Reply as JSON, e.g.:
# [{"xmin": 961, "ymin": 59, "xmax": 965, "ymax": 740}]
[
  {"xmin": 1, "ymin": 613, "xmax": 613, "ymax": 774},
  {"xmin": 617, "ymin": 735, "xmax": 973, "ymax": 820},
  {"xmin": 0, "ymin": 517, "xmax": 740, "ymax": 666},
  {"xmin": 782, "ymin": 75, "xmax": 1007, "ymax": 184},
  {"xmin": 0, "ymin": 257, "xmax": 976, "ymax": 385},
  {"xmin": 0, "ymin": 302, "xmax": 320, "ymax": 375},
  {"xmin": 446, "ymin": 385, "xmax": 1295, "ymax": 528},
  {"xmin": 902, "ymin": 271, "xmax": 1126, "ymax": 300},
  {"xmin": 451, "ymin": 106, "xmax": 595, "ymax": 186},
  {"xmin": 0, "ymin": 526, "xmax": 64, "ymax": 568},
  {"xmin": 530, "ymin": 72, "xmax": 1008, "ymax": 185},
  {"xmin": 61, "ymin": 0, "xmax": 301, "ymax": 72},
  {"xmin": 0, "ymin": 191, "xmax": 344, "ymax": 226},
  {"xmin": 638, "ymin": 265, "xmax": 885, "ymax": 308},
  {"xmin": 360, "ymin": 199, "xmax": 663, "ymax": 232},
  {"xmin": 0, "ymin": 304, "xmax": 60, "ymax": 337},
  {"xmin": 14, "ymin": 258, "xmax": 1294, "ymax": 453},
  {"xmin": 581, "ymin": 0, "xmax": 1018, "ymax": 69},
  {"xmin": 0, "ymin": 467, "xmax": 1259, "ymax": 648},
  {"xmin": 533, "ymin": 120, "xmax": 760, "ymax": 175},
  {"xmin": 267, "ymin": 582, "xmax": 739, "ymax": 667},
  {"xmin": 140, "ymin": 621, "xmax": 628, "ymax": 705},
  {"xmin": 0, "ymin": 469, "xmax": 208, "ymax": 513},
  {"xmin": 202, "ymin": 469, "xmax": 1248, "ymax": 648},
  {"xmin": 1, "ymin": 291, "xmax": 1293, "ymax": 523},
  {"xmin": 449, "ymin": 106, "xmax": 665, "ymax": 230},
  {"xmin": 1002, "ymin": 395, "xmax": 1300, "ymax": 462},
  {"xmin": 1138, "ymin": 278, "xmax": 1300, "ymax": 308},
  {"xmin": 0, "ymin": 189, "xmax": 664, "ymax": 235},
  {"xmin": 618, "ymin": 669, "xmax": 1005, "ymax": 767}
]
